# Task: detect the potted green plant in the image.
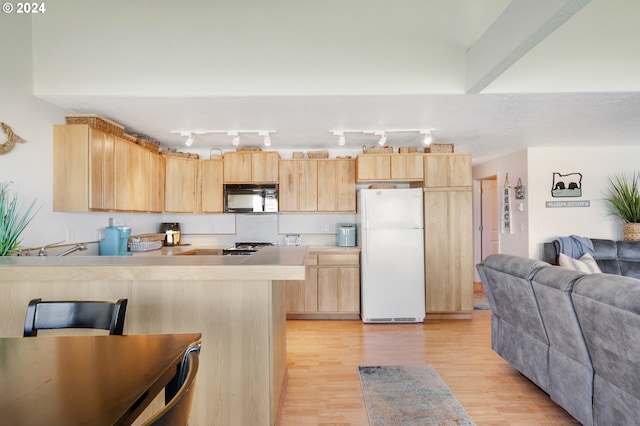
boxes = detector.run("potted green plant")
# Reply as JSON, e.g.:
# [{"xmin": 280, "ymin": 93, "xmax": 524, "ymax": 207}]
[
  {"xmin": 605, "ymin": 172, "xmax": 640, "ymax": 241},
  {"xmin": 0, "ymin": 182, "xmax": 38, "ymax": 255}
]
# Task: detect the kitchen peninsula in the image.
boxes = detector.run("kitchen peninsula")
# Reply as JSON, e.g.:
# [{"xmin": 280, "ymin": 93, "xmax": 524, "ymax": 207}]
[{"xmin": 0, "ymin": 246, "xmax": 307, "ymax": 426}]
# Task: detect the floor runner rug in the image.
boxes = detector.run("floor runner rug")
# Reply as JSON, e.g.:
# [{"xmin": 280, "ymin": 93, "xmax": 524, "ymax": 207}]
[
  {"xmin": 358, "ymin": 365, "xmax": 476, "ymax": 426},
  {"xmin": 474, "ymin": 292, "xmax": 490, "ymax": 310}
]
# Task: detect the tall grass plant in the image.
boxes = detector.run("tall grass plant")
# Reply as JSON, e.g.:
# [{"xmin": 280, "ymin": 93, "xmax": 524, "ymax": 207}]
[
  {"xmin": 0, "ymin": 182, "xmax": 38, "ymax": 256},
  {"xmin": 605, "ymin": 172, "xmax": 640, "ymax": 223}
]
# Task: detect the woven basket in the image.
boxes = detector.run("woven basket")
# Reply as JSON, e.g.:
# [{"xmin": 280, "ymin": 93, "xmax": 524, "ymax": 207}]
[
  {"xmin": 136, "ymin": 139, "xmax": 160, "ymax": 153},
  {"xmin": 129, "ymin": 233, "xmax": 165, "ymax": 243},
  {"xmin": 65, "ymin": 115, "xmax": 124, "ymax": 136},
  {"xmin": 428, "ymin": 143, "xmax": 454, "ymax": 153},
  {"xmin": 236, "ymin": 147, "xmax": 262, "ymax": 152},
  {"xmin": 121, "ymin": 133, "xmax": 138, "ymax": 143},
  {"xmin": 307, "ymin": 150, "xmax": 329, "ymax": 159},
  {"xmin": 292, "ymin": 151, "xmax": 305, "ymax": 159},
  {"xmin": 160, "ymin": 149, "xmax": 199, "ymax": 159},
  {"xmin": 363, "ymin": 146, "xmax": 393, "ymax": 154},
  {"xmin": 399, "ymin": 147, "xmax": 419, "ymax": 153},
  {"xmin": 623, "ymin": 223, "xmax": 640, "ymax": 241}
]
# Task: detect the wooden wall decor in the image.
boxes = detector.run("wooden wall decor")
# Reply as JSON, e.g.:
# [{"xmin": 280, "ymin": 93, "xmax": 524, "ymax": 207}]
[{"xmin": 0, "ymin": 122, "xmax": 26, "ymax": 155}]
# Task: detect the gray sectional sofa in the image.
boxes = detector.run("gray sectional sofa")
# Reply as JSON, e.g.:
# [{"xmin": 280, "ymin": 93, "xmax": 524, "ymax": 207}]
[{"xmin": 477, "ymin": 252, "xmax": 640, "ymax": 426}]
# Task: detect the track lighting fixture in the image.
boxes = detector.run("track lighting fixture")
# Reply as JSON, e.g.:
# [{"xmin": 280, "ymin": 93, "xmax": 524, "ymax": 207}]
[
  {"xmin": 170, "ymin": 129, "xmax": 276, "ymax": 148},
  {"xmin": 330, "ymin": 128, "xmax": 436, "ymax": 147},
  {"xmin": 420, "ymin": 130, "xmax": 433, "ymax": 146},
  {"xmin": 183, "ymin": 133, "xmax": 194, "ymax": 147},
  {"xmin": 259, "ymin": 131, "xmax": 272, "ymax": 147},
  {"xmin": 229, "ymin": 132, "xmax": 240, "ymax": 147}
]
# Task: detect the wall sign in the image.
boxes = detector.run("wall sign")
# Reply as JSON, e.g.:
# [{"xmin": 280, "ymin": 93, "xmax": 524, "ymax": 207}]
[
  {"xmin": 502, "ymin": 174, "xmax": 513, "ymax": 234},
  {"xmin": 551, "ymin": 172, "xmax": 582, "ymax": 197},
  {"xmin": 546, "ymin": 200, "xmax": 591, "ymax": 208}
]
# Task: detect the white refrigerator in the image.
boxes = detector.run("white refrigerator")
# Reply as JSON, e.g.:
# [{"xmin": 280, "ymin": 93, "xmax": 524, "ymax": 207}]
[{"xmin": 357, "ymin": 188, "xmax": 425, "ymax": 323}]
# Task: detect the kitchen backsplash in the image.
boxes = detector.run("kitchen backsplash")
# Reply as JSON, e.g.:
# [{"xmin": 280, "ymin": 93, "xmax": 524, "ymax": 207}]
[{"xmin": 29, "ymin": 211, "xmax": 357, "ymax": 252}]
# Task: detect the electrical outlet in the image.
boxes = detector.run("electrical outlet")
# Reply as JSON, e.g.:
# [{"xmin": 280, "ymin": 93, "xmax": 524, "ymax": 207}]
[
  {"xmin": 323, "ymin": 225, "xmax": 330, "ymax": 232},
  {"xmin": 65, "ymin": 228, "xmax": 75, "ymax": 242},
  {"xmin": 109, "ymin": 217, "xmax": 124, "ymax": 226}
]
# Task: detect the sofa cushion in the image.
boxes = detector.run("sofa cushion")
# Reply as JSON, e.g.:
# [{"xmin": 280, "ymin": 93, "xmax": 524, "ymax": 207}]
[
  {"xmin": 573, "ymin": 273, "xmax": 640, "ymax": 425},
  {"xmin": 591, "ymin": 239, "xmax": 621, "ymax": 274},
  {"xmin": 559, "ymin": 253, "xmax": 602, "ymax": 274},
  {"xmin": 617, "ymin": 241, "xmax": 640, "ymax": 279}
]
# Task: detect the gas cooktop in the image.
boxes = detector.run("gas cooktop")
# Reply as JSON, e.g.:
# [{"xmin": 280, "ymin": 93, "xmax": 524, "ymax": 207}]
[{"xmin": 222, "ymin": 242, "xmax": 276, "ymax": 255}]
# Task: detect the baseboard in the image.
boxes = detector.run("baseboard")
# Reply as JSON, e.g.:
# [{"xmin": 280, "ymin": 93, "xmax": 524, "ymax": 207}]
[{"xmin": 424, "ymin": 312, "xmax": 473, "ymax": 320}]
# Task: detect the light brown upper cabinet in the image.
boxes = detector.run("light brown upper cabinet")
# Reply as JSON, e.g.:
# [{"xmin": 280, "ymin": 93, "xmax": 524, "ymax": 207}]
[
  {"xmin": 114, "ymin": 138, "xmax": 150, "ymax": 212},
  {"xmin": 317, "ymin": 159, "xmax": 356, "ymax": 212},
  {"xmin": 279, "ymin": 159, "xmax": 318, "ymax": 212},
  {"xmin": 148, "ymin": 153, "xmax": 165, "ymax": 213},
  {"xmin": 356, "ymin": 154, "xmax": 423, "ymax": 182},
  {"xmin": 200, "ymin": 158, "xmax": 224, "ymax": 213},
  {"xmin": 279, "ymin": 158, "xmax": 356, "ymax": 213},
  {"xmin": 223, "ymin": 151, "xmax": 279, "ymax": 184},
  {"xmin": 164, "ymin": 156, "xmax": 199, "ymax": 213},
  {"xmin": 54, "ymin": 125, "xmax": 114, "ymax": 212},
  {"xmin": 54, "ymin": 124, "xmax": 166, "ymax": 213},
  {"xmin": 423, "ymin": 153, "xmax": 472, "ymax": 188}
]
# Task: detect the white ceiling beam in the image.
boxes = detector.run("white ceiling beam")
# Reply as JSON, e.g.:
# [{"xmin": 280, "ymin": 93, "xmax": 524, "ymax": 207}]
[{"xmin": 465, "ymin": 0, "xmax": 591, "ymax": 94}]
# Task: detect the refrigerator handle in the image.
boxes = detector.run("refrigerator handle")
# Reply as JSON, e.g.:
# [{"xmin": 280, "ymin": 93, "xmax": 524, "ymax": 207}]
[{"xmin": 365, "ymin": 228, "xmax": 370, "ymax": 265}]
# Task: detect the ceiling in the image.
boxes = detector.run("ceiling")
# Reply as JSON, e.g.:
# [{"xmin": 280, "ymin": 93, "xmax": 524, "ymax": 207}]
[{"xmin": 35, "ymin": 0, "xmax": 640, "ymax": 164}]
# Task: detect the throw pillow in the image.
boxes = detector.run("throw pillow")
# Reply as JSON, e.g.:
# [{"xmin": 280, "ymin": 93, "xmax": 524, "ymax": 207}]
[{"xmin": 558, "ymin": 252, "xmax": 602, "ymax": 274}]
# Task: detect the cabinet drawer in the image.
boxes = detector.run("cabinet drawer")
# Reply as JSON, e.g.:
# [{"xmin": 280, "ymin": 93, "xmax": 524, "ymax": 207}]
[
  {"xmin": 306, "ymin": 254, "xmax": 318, "ymax": 266},
  {"xmin": 317, "ymin": 254, "xmax": 359, "ymax": 266}
]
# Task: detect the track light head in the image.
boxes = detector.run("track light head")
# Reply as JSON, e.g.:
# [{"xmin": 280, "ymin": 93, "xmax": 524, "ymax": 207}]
[{"xmin": 184, "ymin": 133, "xmax": 194, "ymax": 147}]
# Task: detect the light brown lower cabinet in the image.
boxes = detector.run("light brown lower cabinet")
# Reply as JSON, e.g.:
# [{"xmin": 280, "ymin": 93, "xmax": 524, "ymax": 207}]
[{"xmin": 282, "ymin": 252, "xmax": 360, "ymax": 319}]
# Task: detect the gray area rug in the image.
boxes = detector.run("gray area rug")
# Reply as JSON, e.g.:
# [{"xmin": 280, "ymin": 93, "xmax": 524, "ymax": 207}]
[
  {"xmin": 474, "ymin": 292, "xmax": 490, "ymax": 310},
  {"xmin": 358, "ymin": 365, "xmax": 475, "ymax": 426}
]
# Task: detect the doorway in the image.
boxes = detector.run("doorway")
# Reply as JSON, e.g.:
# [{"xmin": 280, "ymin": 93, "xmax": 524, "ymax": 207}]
[{"xmin": 480, "ymin": 177, "xmax": 499, "ymax": 261}]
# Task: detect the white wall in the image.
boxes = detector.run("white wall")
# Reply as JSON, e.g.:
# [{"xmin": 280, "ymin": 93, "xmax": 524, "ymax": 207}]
[
  {"xmin": 472, "ymin": 149, "xmax": 530, "ymax": 261},
  {"xmin": 527, "ymin": 146, "xmax": 640, "ymax": 258},
  {"xmin": 473, "ymin": 146, "xmax": 640, "ymax": 262}
]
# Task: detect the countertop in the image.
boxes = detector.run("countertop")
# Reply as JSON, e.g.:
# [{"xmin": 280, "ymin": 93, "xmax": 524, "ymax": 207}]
[
  {"xmin": 132, "ymin": 244, "xmax": 360, "ymax": 256},
  {"xmin": 0, "ymin": 246, "xmax": 308, "ymax": 281}
]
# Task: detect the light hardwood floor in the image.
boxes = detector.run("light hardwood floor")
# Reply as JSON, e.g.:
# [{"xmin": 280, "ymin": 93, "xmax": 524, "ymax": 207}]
[{"xmin": 280, "ymin": 310, "xmax": 580, "ymax": 425}]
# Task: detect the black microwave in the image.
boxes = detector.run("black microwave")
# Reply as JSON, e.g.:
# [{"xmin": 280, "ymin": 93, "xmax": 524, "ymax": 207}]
[{"xmin": 223, "ymin": 184, "xmax": 278, "ymax": 213}]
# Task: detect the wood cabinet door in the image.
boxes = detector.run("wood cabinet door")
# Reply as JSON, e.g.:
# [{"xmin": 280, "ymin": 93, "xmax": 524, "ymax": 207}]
[
  {"xmin": 88, "ymin": 128, "xmax": 115, "ymax": 210},
  {"xmin": 448, "ymin": 154, "xmax": 472, "ymax": 187},
  {"xmin": 338, "ymin": 267, "xmax": 360, "ymax": 312},
  {"xmin": 278, "ymin": 160, "xmax": 299, "ymax": 212},
  {"xmin": 201, "ymin": 159, "xmax": 224, "ymax": 213},
  {"xmin": 423, "ymin": 154, "xmax": 450, "ymax": 187},
  {"xmin": 113, "ymin": 138, "xmax": 131, "ymax": 211},
  {"xmin": 336, "ymin": 159, "xmax": 356, "ymax": 211},
  {"xmin": 114, "ymin": 139, "xmax": 150, "ymax": 212},
  {"xmin": 317, "ymin": 267, "xmax": 339, "ymax": 312},
  {"xmin": 424, "ymin": 189, "xmax": 473, "ymax": 312},
  {"xmin": 424, "ymin": 154, "xmax": 472, "ymax": 188},
  {"xmin": 223, "ymin": 152, "xmax": 252, "ymax": 183},
  {"xmin": 298, "ymin": 160, "xmax": 318, "ymax": 211},
  {"xmin": 252, "ymin": 152, "xmax": 279, "ymax": 183},
  {"xmin": 317, "ymin": 160, "xmax": 337, "ymax": 211},
  {"xmin": 391, "ymin": 154, "xmax": 423, "ymax": 180},
  {"xmin": 165, "ymin": 156, "xmax": 198, "ymax": 213},
  {"xmin": 304, "ymin": 266, "xmax": 318, "ymax": 312},
  {"xmin": 357, "ymin": 155, "xmax": 391, "ymax": 181},
  {"xmin": 148, "ymin": 153, "xmax": 165, "ymax": 213}
]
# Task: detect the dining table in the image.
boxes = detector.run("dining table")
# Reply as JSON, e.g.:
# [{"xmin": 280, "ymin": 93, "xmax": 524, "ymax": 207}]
[{"xmin": 0, "ymin": 332, "xmax": 202, "ymax": 426}]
